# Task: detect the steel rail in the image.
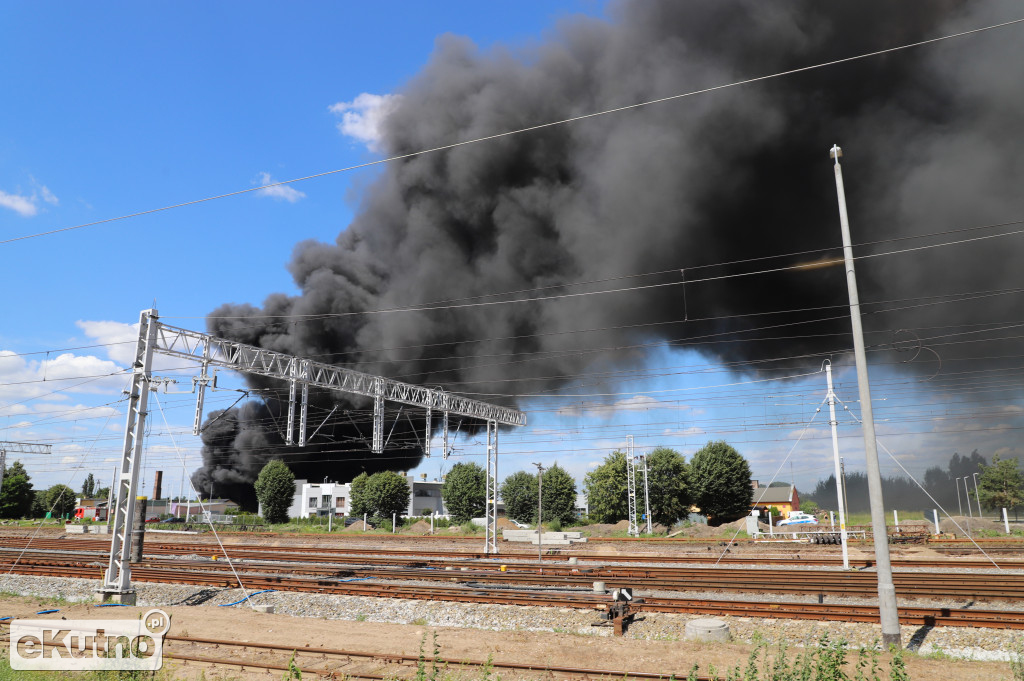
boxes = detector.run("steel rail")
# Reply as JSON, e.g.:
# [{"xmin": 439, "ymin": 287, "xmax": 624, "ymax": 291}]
[
  {"xmin": 8, "ymin": 535, "xmax": 1024, "ymax": 570},
  {"xmin": 1, "ymin": 561, "xmax": 1023, "ymax": 629}
]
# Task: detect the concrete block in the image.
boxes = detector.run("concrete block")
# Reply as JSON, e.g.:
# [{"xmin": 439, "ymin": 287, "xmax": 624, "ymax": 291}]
[
  {"xmin": 65, "ymin": 525, "xmax": 86, "ymax": 534},
  {"xmin": 94, "ymin": 590, "xmax": 137, "ymax": 606},
  {"xmin": 684, "ymin": 618, "xmax": 730, "ymax": 643},
  {"xmin": 252, "ymin": 604, "xmax": 274, "ymax": 614}
]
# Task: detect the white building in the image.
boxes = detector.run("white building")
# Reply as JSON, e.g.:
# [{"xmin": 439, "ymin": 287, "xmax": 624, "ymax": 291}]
[{"xmin": 272, "ymin": 474, "xmax": 449, "ymax": 519}]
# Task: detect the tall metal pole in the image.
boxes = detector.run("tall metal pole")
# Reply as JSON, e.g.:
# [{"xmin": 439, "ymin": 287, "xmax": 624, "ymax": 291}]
[
  {"xmin": 840, "ymin": 458, "xmax": 849, "ymax": 521},
  {"xmin": 830, "ymin": 146, "xmax": 901, "ymax": 647},
  {"xmin": 962, "ymin": 477, "xmax": 972, "ymax": 534},
  {"xmin": 824, "ymin": 361, "xmax": 850, "ymax": 569},
  {"xmin": 956, "ymin": 478, "xmax": 963, "ymax": 516},
  {"xmin": 626, "ymin": 436, "xmax": 638, "ymax": 537},
  {"xmin": 533, "ymin": 462, "xmax": 544, "ymax": 567},
  {"xmin": 641, "ymin": 454, "xmax": 652, "ymax": 535},
  {"xmin": 965, "ymin": 477, "xmax": 973, "ymax": 519},
  {"xmin": 973, "ymin": 473, "xmax": 983, "ymax": 518}
]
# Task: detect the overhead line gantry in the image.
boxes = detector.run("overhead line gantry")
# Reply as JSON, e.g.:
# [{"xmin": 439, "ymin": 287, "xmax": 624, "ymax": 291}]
[{"xmin": 100, "ymin": 309, "xmax": 525, "ymax": 602}]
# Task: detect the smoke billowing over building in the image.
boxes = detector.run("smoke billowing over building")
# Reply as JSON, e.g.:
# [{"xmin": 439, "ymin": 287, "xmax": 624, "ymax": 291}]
[{"xmin": 192, "ymin": 0, "xmax": 1024, "ymax": 508}]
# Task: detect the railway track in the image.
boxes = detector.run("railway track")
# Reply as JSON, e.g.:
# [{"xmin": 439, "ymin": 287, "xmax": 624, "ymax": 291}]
[
  {"xmin": 1, "ymin": 559, "xmax": 1021, "ymax": 629},
  {"xmin": 4, "ymin": 535, "xmax": 1023, "ymax": 571},
  {"xmin": 2, "ymin": 540, "xmax": 1022, "ymax": 602},
  {"xmin": 0, "ymin": 626, "xmax": 709, "ymax": 680}
]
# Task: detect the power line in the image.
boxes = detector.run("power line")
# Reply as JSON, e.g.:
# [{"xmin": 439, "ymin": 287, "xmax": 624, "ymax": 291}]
[{"xmin": 4, "ymin": 17, "xmax": 1023, "ymax": 248}]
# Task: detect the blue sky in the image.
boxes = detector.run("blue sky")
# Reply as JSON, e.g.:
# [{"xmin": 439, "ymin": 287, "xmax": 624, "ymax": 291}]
[{"xmin": 2, "ymin": 2, "xmax": 1021, "ymax": 503}]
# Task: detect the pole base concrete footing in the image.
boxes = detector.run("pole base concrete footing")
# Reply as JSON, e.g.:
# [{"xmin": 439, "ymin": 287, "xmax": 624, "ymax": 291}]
[
  {"xmin": 94, "ymin": 589, "xmax": 137, "ymax": 605},
  {"xmin": 684, "ymin": 618, "xmax": 730, "ymax": 642}
]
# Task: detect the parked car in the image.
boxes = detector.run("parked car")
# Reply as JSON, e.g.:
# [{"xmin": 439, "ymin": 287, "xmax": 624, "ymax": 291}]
[
  {"xmin": 777, "ymin": 511, "xmax": 817, "ymax": 526},
  {"xmin": 510, "ymin": 520, "xmax": 530, "ymax": 529}
]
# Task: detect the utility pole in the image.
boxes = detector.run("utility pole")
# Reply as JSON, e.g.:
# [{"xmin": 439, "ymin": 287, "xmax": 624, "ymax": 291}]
[
  {"xmin": 956, "ymin": 478, "xmax": 963, "ymax": 516},
  {"xmin": 830, "ymin": 145, "xmax": 901, "ymax": 648},
  {"xmin": 973, "ymin": 473, "xmax": 983, "ymax": 518},
  {"xmin": 824, "ymin": 361, "xmax": 850, "ymax": 569},
  {"xmin": 840, "ymin": 458, "xmax": 849, "ymax": 521},
  {"xmin": 641, "ymin": 454, "xmax": 652, "ymax": 535},
  {"xmin": 626, "ymin": 436, "xmax": 639, "ymax": 537},
  {"xmin": 962, "ymin": 477, "xmax": 972, "ymax": 534},
  {"xmin": 533, "ymin": 462, "xmax": 544, "ymax": 566}
]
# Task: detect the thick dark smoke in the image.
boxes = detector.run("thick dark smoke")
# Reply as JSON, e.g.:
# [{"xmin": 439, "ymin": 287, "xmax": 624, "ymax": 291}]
[{"xmin": 195, "ymin": 0, "xmax": 1024, "ymax": 507}]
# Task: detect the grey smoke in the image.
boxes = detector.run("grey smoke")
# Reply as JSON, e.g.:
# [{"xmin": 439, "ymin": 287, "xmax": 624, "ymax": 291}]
[{"xmin": 195, "ymin": 0, "xmax": 1024, "ymax": 507}]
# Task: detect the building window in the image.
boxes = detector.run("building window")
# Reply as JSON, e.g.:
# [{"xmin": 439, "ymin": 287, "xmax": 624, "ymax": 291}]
[
  {"xmin": 336, "ymin": 497, "xmax": 345, "ymax": 508},
  {"xmin": 309, "ymin": 497, "xmax": 318, "ymax": 508}
]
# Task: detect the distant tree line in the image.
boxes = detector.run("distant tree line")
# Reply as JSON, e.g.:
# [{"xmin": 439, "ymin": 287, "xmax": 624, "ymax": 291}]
[
  {"xmin": 803, "ymin": 450, "xmax": 1024, "ymax": 517},
  {"xmin": 0, "ymin": 461, "xmax": 92, "ymax": 519}
]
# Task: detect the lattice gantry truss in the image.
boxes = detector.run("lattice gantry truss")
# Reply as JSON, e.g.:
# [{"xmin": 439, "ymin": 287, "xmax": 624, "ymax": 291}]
[{"xmin": 101, "ymin": 310, "xmax": 525, "ymax": 599}]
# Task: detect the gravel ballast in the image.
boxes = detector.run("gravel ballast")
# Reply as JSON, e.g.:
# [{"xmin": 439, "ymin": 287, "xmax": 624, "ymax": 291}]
[{"xmin": 0, "ymin": 574, "xmax": 1021, "ymax": 663}]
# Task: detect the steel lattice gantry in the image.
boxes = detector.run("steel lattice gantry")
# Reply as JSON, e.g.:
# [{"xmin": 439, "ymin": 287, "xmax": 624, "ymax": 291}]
[
  {"xmin": 0, "ymin": 441, "xmax": 52, "ymax": 492},
  {"xmin": 100, "ymin": 309, "xmax": 525, "ymax": 601}
]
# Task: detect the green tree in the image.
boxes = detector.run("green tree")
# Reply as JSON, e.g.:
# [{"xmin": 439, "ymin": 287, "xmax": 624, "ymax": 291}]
[
  {"xmin": 500, "ymin": 471, "xmax": 537, "ymax": 524},
  {"xmin": 95, "ymin": 486, "xmax": 110, "ymax": 502},
  {"xmin": 349, "ymin": 472, "xmax": 371, "ymax": 516},
  {"xmin": 0, "ymin": 461, "xmax": 35, "ymax": 518},
  {"xmin": 583, "ymin": 451, "xmax": 628, "ymax": 524},
  {"xmin": 80, "ymin": 473, "xmax": 95, "ymax": 498},
  {"xmin": 977, "ymin": 454, "xmax": 1024, "ymax": 511},
  {"xmin": 44, "ymin": 484, "xmax": 76, "ymax": 517},
  {"xmin": 689, "ymin": 440, "xmax": 753, "ymax": 525},
  {"xmin": 30, "ymin": 490, "xmax": 47, "ymax": 518},
  {"xmin": 253, "ymin": 460, "xmax": 295, "ymax": 524},
  {"xmin": 644, "ymin": 447, "xmax": 690, "ymax": 527},
  {"xmin": 541, "ymin": 464, "xmax": 577, "ymax": 525},
  {"xmin": 441, "ymin": 462, "xmax": 487, "ymax": 523},
  {"xmin": 364, "ymin": 470, "xmax": 410, "ymax": 519}
]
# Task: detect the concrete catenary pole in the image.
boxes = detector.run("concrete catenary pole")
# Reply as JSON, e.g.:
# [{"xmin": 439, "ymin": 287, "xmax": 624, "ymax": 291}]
[
  {"xmin": 830, "ymin": 145, "xmax": 901, "ymax": 648},
  {"xmin": 973, "ymin": 473, "xmax": 983, "ymax": 518},
  {"xmin": 533, "ymin": 462, "xmax": 544, "ymax": 566},
  {"xmin": 824, "ymin": 361, "xmax": 850, "ymax": 569}
]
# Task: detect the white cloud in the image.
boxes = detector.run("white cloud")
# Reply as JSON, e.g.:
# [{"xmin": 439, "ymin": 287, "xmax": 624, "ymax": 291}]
[
  {"xmin": 662, "ymin": 426, "xmax": 705, "ymax": 437},
  {"xmin": 0, "ymin": 179, "xmax": 59, "ymax": 217},
  {"xmin": 329, "ymin": 93, "xmax": 402, "ymax": 152},
  {"xmin": 557, "ymin": 395, "xmax": 690, "ymax": 420},
  {"xmin": 253, "ymin": 172, "xmax": 306, "ymax": 203},
  {"xmin": 0, "ymin": 189, "xmax": 38, "ymax": 217},
  {"xmin": 37, "ymin": 183, "xmax": 59, "ymax": 205},
  {"xmin": 60, "ymin": 456, "xmax": 77, "ymax": 465}
]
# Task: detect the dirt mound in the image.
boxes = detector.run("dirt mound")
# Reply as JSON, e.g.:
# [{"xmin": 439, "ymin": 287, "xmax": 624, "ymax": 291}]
[
  {"xmin": 406, "ymin": 520, "xmax": 432, "ymax": 534},
  {"xmin": 939, "ymin": 515, "xmax": 1005, "ymax": 535},
  {"xmin": 342, "ymin": 520, "xmax": 373, "ymax": 532},
  {"xmin": 495, "ymin": 518, "xmax": 519, "ymax": 530}
]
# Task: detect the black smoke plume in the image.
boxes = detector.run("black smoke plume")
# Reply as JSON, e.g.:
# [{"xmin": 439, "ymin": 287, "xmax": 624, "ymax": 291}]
[{"xmin": 194, "ymin": 0, "xmax": 1024, "ymax": 507}]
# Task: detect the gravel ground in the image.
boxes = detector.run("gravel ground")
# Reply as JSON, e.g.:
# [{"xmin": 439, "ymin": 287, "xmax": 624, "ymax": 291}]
[{"xmin": 1, "ymin": 573, "xmax": 1021, "ymax": 663}]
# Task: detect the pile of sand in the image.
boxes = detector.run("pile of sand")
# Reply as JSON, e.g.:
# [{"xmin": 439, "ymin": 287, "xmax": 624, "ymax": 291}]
[
  {"xmin": 939, "ymin": 515, "xmax": 1006, "ymax": 535},
  {"xmin": 342, "ymin": 521, "xmax": 373, "ymax": 532},
  {"xmin": 406, "ymin": 520, "xmax": 432, "ymax": 534}
]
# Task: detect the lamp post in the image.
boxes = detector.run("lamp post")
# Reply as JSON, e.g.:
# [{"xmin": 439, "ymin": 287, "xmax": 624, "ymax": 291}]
[{"xmin": 533, "ymin": 462, "xmax": 544, "ymax": 568}]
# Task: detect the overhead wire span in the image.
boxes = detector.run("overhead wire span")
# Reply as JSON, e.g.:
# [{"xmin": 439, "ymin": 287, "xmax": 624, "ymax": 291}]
[
  {"xmin": 833, "ymin": 394, "xmax": 1001, "ymax": 569},
  {"xmin": 715, "ymin": 394, "xmax": 828, "ymax": 566},
  {"xmin": 3, "ymin": 16, "xmax": 1023, "ymax": 248},
  {"xmin": 153, "ymin": 392, "xmax": 254, "ymax": 608}
]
